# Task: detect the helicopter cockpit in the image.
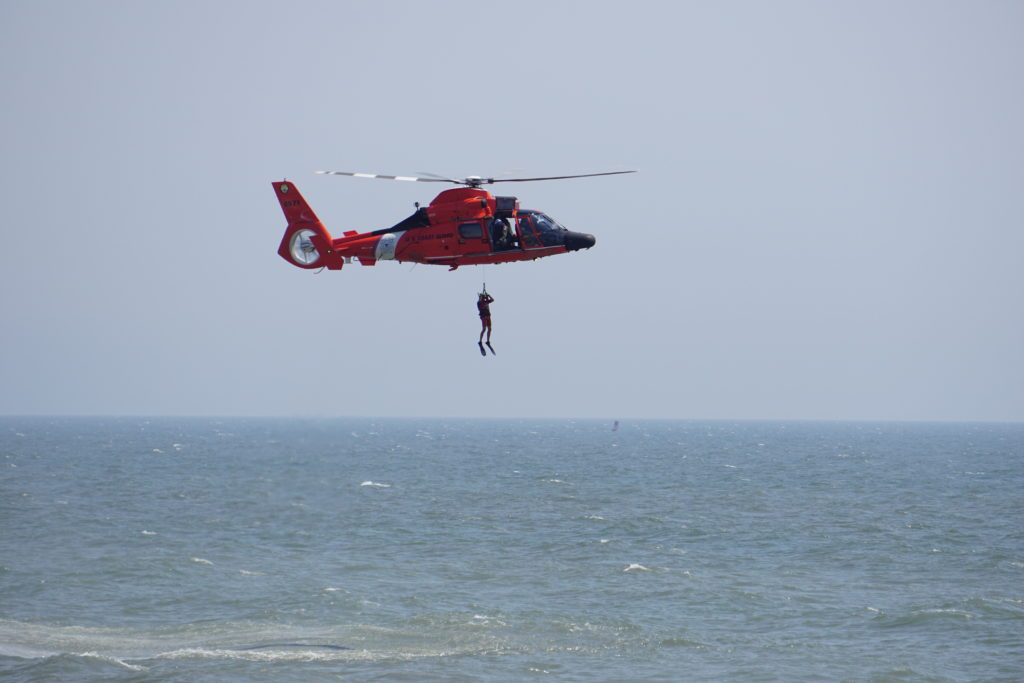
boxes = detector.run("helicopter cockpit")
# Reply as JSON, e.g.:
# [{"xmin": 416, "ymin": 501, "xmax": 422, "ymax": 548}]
[{"xmin": 516, "ymin": 210, "xmax": 596, "ymax": 252}]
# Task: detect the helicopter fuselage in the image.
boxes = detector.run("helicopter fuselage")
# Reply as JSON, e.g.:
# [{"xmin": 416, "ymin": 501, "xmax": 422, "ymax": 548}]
[{"xmin": 274, "ymin": 182, "xmax": 595, "ymax": 271}]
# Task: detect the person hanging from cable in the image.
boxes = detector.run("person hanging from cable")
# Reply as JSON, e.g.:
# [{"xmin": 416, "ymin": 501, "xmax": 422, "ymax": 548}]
[{"xmin": 477, "ymin": 289, "xmax": 495, "ymax": 353}]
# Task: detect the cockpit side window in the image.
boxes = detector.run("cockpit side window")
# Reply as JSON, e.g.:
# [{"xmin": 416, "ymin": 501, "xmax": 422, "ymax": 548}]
[{"xmin": 517, "ymin": 214, "xmax": 540, "ymax": 247}]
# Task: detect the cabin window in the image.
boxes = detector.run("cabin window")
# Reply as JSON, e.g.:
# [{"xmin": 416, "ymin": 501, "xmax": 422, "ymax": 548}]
[{"xmin": 458, "ymin": 222, "xmax": 483, "ymax": 239}]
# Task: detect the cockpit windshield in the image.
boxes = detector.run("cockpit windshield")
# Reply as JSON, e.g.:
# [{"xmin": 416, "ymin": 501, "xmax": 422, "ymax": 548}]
[
  {"xmin": 518, "ymin": 211, "xmax": 569, "ymax": 248},
  {"xmin": 532, "ymin": 213, "xmax": 567, "ymax": 234},
  {"xmin": 516, "ymin": 210, "xmax": 595, "ymax": 252}
]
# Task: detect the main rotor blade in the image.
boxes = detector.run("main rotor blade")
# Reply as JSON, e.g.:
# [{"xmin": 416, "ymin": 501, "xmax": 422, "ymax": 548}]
[
  {"xmin": 489, "ymin": 170, "xmax": 637, "ymax": 183},
  {"xmin": 414, "ymin": 171, "xmax": 462, "ymax": 182},
  {"xmin": 314, "ymin": 169, "xmax": 638, "ymax": 188},
  {"xmin": 314, "ymin": 170, "xmax": 452, "ymax": 183}
]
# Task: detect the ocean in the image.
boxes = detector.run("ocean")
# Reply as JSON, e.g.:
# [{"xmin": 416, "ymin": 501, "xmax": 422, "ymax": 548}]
[{"xmin": 1, "ymin": 417, "xmax": 1021, "ymax": 681}]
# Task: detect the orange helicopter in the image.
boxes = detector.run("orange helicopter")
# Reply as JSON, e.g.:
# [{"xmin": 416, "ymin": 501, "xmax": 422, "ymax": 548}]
[{"xmin": 273, "ymin": 170, "xmax": 635, "ymax": 271}]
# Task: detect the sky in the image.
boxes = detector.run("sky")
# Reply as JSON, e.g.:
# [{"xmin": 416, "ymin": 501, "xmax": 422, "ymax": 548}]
[{"xmin": 1, "ymin": 0, "xmax": 1022, "ymax": 422}]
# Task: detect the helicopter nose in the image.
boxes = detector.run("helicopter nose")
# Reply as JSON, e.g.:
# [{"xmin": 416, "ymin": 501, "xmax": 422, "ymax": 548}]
[{"xmin": 565, "ymin": 231, "xmax": 596, "ymax": 251}]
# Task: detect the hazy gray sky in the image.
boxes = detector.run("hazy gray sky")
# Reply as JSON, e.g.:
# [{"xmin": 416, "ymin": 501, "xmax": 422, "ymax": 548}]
[{"xmin": 2, "ymin": 1, "xmax": 1022, "ymax": 421}]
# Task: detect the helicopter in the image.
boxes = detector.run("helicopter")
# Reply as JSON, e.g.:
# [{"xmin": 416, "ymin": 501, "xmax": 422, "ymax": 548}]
[{"xmin": 273, "ymin": 170, "xmax": 635, "ymax": 271}]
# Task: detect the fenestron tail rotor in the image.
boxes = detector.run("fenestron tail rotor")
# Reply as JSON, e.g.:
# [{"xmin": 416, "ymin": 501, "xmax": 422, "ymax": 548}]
[
  {"xmin": 288, "ymin": 229, "xmax": 321, "ymax": 266},
  {"xmin": 314, "ymin": 169, "xmax": 636, "ymax": 189}
]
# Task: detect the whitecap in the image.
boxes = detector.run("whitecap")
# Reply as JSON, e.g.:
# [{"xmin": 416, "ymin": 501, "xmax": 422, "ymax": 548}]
[
  {"xmin": 80, "ymin": 652, "xmax": 147, "ymax": 672},
  {"xmin": 191, "ymin": 557, "xmax": 214, "ymax": 565},
  {"xmin": 140, "ymin": 530, "xmax": 157, "ymax": 536},
  {"xmin": 159, "ymin": 646, "xmax": 366, "ymax": 664}
]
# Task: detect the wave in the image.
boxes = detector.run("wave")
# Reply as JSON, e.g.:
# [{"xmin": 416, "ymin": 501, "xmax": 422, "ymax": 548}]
[
  {"xmin": 155, "ymin": 646, "xmax": 368, "ymax": 663},
  {"xmin": 0, "ymin": 618, "xmax": 506, "ymax": 667},
  {"xmin": 872, "ymin": 606, "xmax": 974, "ymax": 628},
  {"xmin": 869, "ymin": 595, "xmax": 1024, "ymax": 630}
]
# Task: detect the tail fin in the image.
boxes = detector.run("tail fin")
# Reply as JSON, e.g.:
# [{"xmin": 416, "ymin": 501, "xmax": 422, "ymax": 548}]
[{"xmin": 273, "ymin": 181, "xmax": 343, "ymax": 270}]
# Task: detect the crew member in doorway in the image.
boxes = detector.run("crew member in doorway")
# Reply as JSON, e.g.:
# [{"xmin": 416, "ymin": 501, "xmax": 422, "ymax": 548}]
[
  {"xmin": 477, "ymin": 291, "xmax": 495, "ymax": 344},
  {"xmin": 490, "ymin": 218, "xmax": 513, "ymax": 251}
]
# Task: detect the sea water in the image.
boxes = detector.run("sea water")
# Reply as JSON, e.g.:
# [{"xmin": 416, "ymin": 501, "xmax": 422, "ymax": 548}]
[{"xmin": 1, "ymin": 417, "xmax": 1021, "ymax": 681}]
